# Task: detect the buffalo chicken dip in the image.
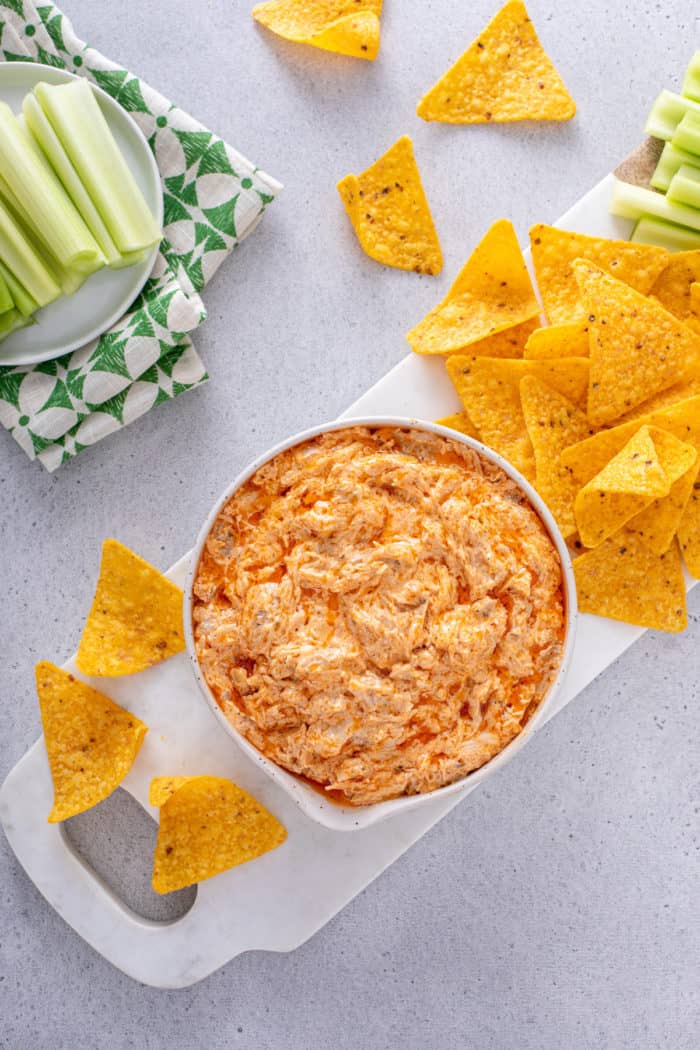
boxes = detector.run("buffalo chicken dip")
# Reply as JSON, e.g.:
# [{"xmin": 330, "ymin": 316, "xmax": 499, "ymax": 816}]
[{"xmin": 192, "ymin": 426, "xmax": 566, "ymax": 805}]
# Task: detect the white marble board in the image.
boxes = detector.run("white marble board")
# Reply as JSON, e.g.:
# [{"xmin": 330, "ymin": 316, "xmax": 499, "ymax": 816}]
[{"xmin": 2, "ymin": 173, "xmax": 696, "ymax": 989}]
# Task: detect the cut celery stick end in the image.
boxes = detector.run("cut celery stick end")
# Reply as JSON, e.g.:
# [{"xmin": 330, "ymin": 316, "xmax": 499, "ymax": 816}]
[
  {"xmin": 0, "ymin": 100, "xmax": 104, "ymax": 272},
  {"xmin": 610, "ymin": 179, "xmax": 700, "ymax": 232},
  {"xmin": 0, "ymin": 168, "xmax": 99, "ymax": 294},
  {"xmin": 667, "ymin": 164, "xmax": 700, "ymax": 209},
  {"xmin": 650, "ymin": 142, "xmax": 700, "ymax": 191},
  {"xmin": 644, "ymin": 89, "xmax": 700, "ymax": 142},
  {"xmin": 630, "ymin": 216, "xmax": 700, "ymax": 252},
  {"xmin": 35, "ymin": 80, "xmax": 162, "ymax": 255},
  {"xmin": 0, "ymin": 267, "xmax": 12, "ymax": 313},
  {"xmin": 21, "ymin": 97, "xmax": 122, "ymax": 268},
  {"xmin": 0, "ymin": 257, "xmax": 38, "ymax": 316},
  {"xmin": 671, "ymin": 110, "xmax": 700, "ymax": 155},
  {"xmin": 0, "ymin": 307, "xmax": 33, "ymax": 344},
  {"xmin": 682, "ymin": 50, "xmax": 700, "ymax": 102},
  {"xmin": 0, "ymin": 197, "xmax": 60, "ymax": 307},
  {"xmin": 109, "ymin": 247, "xmax": 149, "ymax": 270}
]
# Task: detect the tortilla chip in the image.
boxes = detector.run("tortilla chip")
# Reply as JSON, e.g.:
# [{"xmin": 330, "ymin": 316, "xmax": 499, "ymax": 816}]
[
  {"xmin": 446, "ymin": 355, "xmax": 589, "ymax": 479},
  {"xmin": 561, "ymin": 395, "xmax": 700, "ymax": 485},
  {"xmin": 337, "ymin": 136, "xmax": 442, "ymax": 275},
  {"xmin": 151, "ymin": 775, "xmax": 287, "ymax": 894},
  {"xmin": 447, "ymin": 317, "xmax": 539, "ymax": 359},
  {"xmin": 530, "ymin": 224, "xmax": 668, "ymax": 324},
  {"xmin": 407, "ymin": 219, "xmax": 540, "ymax": 355},
  {"xmin": 523, "ymin": 322, "xmax": 589, "ymax": 360},
  {"xmin": 573, "ymin": 530, "xmax": 687, "ymax": 633},
  {"xmin": 574, "ymin": 426, "xmax": 682, "ymax": 548},
  {"xmin": 627, "ymin": 460, "xmax": 698, "ymax": 555},
  {"xmin": 252, "ymin": 0, "xmax": 381, "ymax": 60},
  {"xmin": 615, "ymin": 375, "xmax": 700, "ymax": 427},
  {"xmin": 149, "ymin": 776, "xmax": 192, "ymax": 807},
  {"xmin": 519, "ymin": 376, "xmax": 594, "ymax": 538},
  {"xmin": 677, "ymin": 475, "xmax": 700, "ymax": 577},
  {"xmin": 435, "ymin": 411, "xmax": 480, "ymax": 440},
  {"xmin": 649, "ymin": 250, "xmax": 700, "ymax": 321},
  {"xmin": 573, "ymin": 260, "xmax": 700, "ymax": 427},
  {"xmin": 691, "ymin": 281, "xmax": 700, "ymax": 313},
  {"xmin": 75, "ymin": 539, "xmax": 185, "ymax": 677},
  {"xmin": 36, "ymin": 661, "xmax": 147, "ymax": 823},
  {"xmin": 416, "ymin": 0, "xmax": 575, "ymax": 124}
]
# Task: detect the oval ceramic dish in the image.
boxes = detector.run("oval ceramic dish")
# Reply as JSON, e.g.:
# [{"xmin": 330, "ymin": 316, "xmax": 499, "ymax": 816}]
[
  {"xmin": 185, "ymin": 418, "xmax": 578, "ymax": 832},
  {"xmin": 0, "ymin": 62, "xmax": 162, "ymax": 367}
]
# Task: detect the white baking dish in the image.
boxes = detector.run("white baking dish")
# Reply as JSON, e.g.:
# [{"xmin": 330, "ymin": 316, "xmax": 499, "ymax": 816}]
[{"xmin": 184, "ymin": 417, "xmax": 577, "ymax": 832}]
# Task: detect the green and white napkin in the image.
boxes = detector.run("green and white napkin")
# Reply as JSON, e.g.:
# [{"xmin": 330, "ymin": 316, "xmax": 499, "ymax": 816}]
[{"xmin": 0, "ymin": 1, "xmax": 281, "ymax": 471}]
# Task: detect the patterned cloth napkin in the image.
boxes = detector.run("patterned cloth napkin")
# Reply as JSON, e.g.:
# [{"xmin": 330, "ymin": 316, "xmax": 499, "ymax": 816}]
[{"xmin": 0, "ymin": 1, "xmax": 281, "ymax": 471}]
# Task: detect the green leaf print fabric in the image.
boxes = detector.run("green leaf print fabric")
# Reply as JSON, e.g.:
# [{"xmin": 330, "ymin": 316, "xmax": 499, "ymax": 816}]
[{"xmin": 0, "ymin": 1, "xmax": 281, "ymax": 471}]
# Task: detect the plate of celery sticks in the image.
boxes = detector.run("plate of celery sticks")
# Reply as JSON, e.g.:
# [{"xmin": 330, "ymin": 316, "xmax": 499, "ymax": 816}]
[{"xmin": 0, "ymin": 63, "xmax": 163, "ymax": 366}]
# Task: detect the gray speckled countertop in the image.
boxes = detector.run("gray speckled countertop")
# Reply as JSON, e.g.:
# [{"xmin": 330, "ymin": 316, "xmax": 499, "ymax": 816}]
[{"xmin": 1, "ymin": 2, "xmax": 699, "ymax": 1047}]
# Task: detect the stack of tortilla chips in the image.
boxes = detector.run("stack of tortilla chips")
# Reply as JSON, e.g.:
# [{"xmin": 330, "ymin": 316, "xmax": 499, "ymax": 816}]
[{"xmin": 411, "ymin": 221, "xmax": 700, "ymax": 632}]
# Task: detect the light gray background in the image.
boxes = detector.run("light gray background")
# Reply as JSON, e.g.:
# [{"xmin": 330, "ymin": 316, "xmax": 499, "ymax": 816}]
[{"xmin": 1, "ymin": 1, "xmax": 699, "ymax": 1047}]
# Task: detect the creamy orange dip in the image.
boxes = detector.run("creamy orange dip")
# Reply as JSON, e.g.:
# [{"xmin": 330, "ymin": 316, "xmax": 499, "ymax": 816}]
[{"xmin": 192, "ymin": 426, "xmax": 566, "ymax": 806}]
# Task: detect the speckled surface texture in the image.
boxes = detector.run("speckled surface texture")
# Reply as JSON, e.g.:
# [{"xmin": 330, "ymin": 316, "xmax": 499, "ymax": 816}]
[{"xmin": 1, "ymin": 1, "xmax": 699, "ymax": 1046}]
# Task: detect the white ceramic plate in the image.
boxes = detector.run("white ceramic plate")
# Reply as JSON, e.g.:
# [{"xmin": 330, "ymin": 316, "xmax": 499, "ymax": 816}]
[{"xmin": 0, "ymin": 63, "xmax": 163, "ymax": 367}]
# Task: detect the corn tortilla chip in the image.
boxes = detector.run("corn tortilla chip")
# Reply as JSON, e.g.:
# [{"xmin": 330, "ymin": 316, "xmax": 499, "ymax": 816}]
[
  {"xmin": 520, "ymin": 376, "xmax": 594, "ymax": 538},
  {"xmin": 574, "ymin": 426, "xmax": 676, "ymax": 548},
  {"xmin": 75, "ymin": 539, "xmax": 185, "ymax": 677},
  {"xmin": 252, "ymin": 0, "xmax": 381, "ymax": 60},
  {"xmin": 677, "ymin": 475, "xmax": 700, "ymax": 577},
  {"xmin": 337, "ymin": 136, "xmax": 442, "ymax": 275},
  {"xmin": 416, "ymin": 1, "xmax": 575, "ymax": 124},
  {"xmin": 573, "ymin": 530, "xmax": 687, "ymax": 633},
  {"xmin": 407, "ymin": 219, "xmax": 540, "ymax": 355},
  {"xmin": 614, "ymin": 375, "xmax": 700, "ymax": 427},
  {"xmin": 561, "ymin": 395, "xmax": 700, "ymax": 485},
  {"xmin": 627, "ymin": 460, "xmax": 698, "ymax": 555},
  {"xmin": 523, "ymin": 321, "xmax": 589, "ymax": 360},
  {"xmin": 573, "ymin": 260, "xmax": 700, "ymax": 426},
  {"xmin": 151, "ymin": 775, "xmax": 287, "ymax": 894},
  {"xmin": 446, "ymin": 355, "xmax": 589, "ymax": 479},
  {"xmin": 530, "ymin": 224, "xmax": 668, "ymax": 324},
  {"xmin": 446, "ymin": 317, "xmax": 539, "ymax": 359},
  {"xmin": 36, "ymin": 661, "xmax": 147, "ymax": 823},
  {"xmin": 149, "ymin": 776, "xmax": 192, "ymax": 807},
  {"xmin": 649, "ymin": 250, "xmax": 700, "ymax": 321},
  {"xmin": 435, "ymin": 411, "xmax": 480, "ymax": 441}
]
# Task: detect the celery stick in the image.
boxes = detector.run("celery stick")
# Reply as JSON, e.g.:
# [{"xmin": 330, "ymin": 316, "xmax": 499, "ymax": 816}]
[
  {"xmin": 35, "ymin": 80, "xmax": 162, "ymax": 254},
  {"xmin": 0, "ymin": 100, "xmax": 104, "ymax": 273},
  {"xmin": 0, "ymin": 258, "xmax": 38, "ymax": 316},
  {"xmin": 0, "ymin": 171, "xmax": 93, "ymax": 296},
  {"xmin": 650, "ymin": 142, "xmax": 700, "ymax": 191},
  {"xmin": 21, "ymin": 96, "xmax": 122, "ymax": 268},
  {"xmin": 0, "ymin": 307, "xmax": 33, "ymax": 343},
  {"xmin": 610, "ymin": 179, "xmax": 700, "ymax": 232},
  {"xmin": 667, "ymin": 164, "xmax": 700, "ymax": 209},
  {"xmin": 682, "ymin": 50, "xmax": 700, "ymax": 102},
  {"xmin": 672, "ymin": 111, "xmax": 700, "ymax": 155},
  {"xmin": 630, "ymin": 216, "xmax": 700, "ymax": 252},
  {"xmin": 0, "ymin": 197, "xmax": 60, "ymax": 307},
  {"xmin": 644, "ymin": 89, "xmax": 700, "ymax": 141},
  {"xmin": 0, "ymin": 267, "xmax": 12, "ymax": 314}
]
